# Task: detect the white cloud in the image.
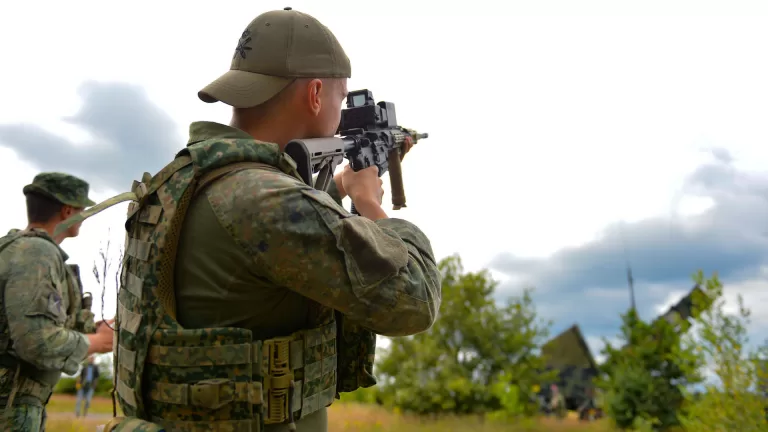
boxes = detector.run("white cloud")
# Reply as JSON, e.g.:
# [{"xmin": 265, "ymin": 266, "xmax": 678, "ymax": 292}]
[
  {"xmin": 674, "ymin": 195, "xmax": 715, "ymax": 218},
  {"xmin": 2, "ymin": 1, "xmax": 768, "ymax": 361}
]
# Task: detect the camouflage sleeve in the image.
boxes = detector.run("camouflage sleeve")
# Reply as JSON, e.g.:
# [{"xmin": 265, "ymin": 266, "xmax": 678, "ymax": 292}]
[
  {"xmin": 4, "ymin": 239, "xmax": 90, "ymax": 375},
  {"xmin": 208, "ymin": 169, "xmax": 442, "ymax": 337}
]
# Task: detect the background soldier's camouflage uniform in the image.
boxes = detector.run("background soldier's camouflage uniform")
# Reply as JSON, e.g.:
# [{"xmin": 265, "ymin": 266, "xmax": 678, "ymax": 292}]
[{"xmin": 0, "ymin": 172, "xmax": 97, "ymax": 431}]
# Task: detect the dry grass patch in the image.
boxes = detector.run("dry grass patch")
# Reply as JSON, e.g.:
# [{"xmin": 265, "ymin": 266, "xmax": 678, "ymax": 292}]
[{"xmin": 45, "ymin": 395, "xmax": 615, "ymax": 432}]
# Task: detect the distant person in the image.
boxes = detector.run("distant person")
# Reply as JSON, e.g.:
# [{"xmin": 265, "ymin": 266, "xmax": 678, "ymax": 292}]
[
  {"xmin": 75, "ymin": 355, "xmax": 100, "ymax": 417},
  {"xmin": 0, "ymin": 172, "xmax": 115, "ymax": 431},
  {"xmin": 549, "ymin": 384, "xmax": 567, "ymax": 418}
]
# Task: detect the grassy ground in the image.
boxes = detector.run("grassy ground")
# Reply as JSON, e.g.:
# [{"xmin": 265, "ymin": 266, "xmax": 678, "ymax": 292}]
[
  {"xmin": 327, "ymin": 403, "xmax": 613, "ymax": 432},
  {"xmin": 44, "ymin": 395, "xmax": 613, "ymax": 431},
  {"xmin": 47, "ymin": 394, "xmax": 118, "ymax": 416}
]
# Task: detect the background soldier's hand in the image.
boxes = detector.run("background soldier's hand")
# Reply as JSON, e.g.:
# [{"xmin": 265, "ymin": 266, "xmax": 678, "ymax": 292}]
[
  {"xmin": 87, "ymin": 318, "xmax": 115, "ymax": 355},
  {"xmin": 95, "ymin": 318, "xmax": 115, "ymax": 329}
]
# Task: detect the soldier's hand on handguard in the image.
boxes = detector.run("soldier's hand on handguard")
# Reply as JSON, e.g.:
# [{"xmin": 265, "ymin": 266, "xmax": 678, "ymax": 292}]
[
  {"xmin": 341, "ymin": 165, "xmax": 387, "ymax": 221},
  {"xmin": 86, "ymin": 318, "xmax": 115, "ymax": 355},
  {"xmin": 400, "ymin": 136, "xmax": 414, "ymax": 161}
]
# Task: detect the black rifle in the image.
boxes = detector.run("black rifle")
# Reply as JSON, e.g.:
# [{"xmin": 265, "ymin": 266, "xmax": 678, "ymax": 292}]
[{"xmin": 284, "ymin": 89, "xmax": 428, "ymax": 214}]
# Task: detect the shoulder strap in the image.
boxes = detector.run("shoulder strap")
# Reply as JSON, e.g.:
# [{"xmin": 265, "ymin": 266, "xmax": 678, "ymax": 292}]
[
  {"xmin": 0, "ymin": 229, "xmax": 42, "ymax": 257},
  {"xmin": 52, "ymin": 156, "xmax": 195, "ymax": 239},
  {"xmin": 0, "ymin": 232, "xmax": 23, "ymax": 257}
]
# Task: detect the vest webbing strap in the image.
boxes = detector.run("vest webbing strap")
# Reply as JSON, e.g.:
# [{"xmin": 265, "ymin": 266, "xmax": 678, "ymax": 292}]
[
  {"xmin": 145, "ymin": 156, "xmax": 194, "ymax": 199},
  {"xmin": 0, "ymin": 231, "xmax": 25, "ymax": 256}
]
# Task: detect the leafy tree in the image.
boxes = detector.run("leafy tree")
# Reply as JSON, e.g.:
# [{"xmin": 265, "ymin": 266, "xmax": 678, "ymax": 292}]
[
  {"xmin": 597, "ymin": 305, "xmax": 703, "ymax": 430},
  {"xmin": 375, "ymin": 255, "xmax": 554, "ymax": 417},
  {"xmin": 677, "ymin": 271, "xmax": 768, "ymax": 432}
]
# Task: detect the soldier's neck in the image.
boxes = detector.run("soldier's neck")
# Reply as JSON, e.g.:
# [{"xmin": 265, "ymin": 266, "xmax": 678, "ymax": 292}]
[
  {"xmin": 25, "ymin": 222, "xmax": 66, "ymax": 244},
  {"xmin": 230, "ymin": 114, "xmax": 307, "ymax": 150}
]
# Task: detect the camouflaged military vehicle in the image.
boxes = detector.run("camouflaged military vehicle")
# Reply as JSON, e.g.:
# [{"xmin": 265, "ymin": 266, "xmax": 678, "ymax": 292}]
[
  {"xmin": 654, "ymin": 284, "xmax": 713, "ymax": 332},
  {"xmin": 539, "ymin": 325, "xmax": 600, "ymax": 413},
  {"xmin": 537, "ymin": 284, "xmax": 713, "ymax": 420}
]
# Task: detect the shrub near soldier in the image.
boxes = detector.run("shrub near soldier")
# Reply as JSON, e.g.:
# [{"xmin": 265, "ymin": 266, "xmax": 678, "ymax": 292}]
[
  {"xmin": 108, "ymin": 7, "xmax": 442, "ymax": 432},
  {"xmin": 0, "ymin": 172, "xmax": 115, "ymax": 431}
]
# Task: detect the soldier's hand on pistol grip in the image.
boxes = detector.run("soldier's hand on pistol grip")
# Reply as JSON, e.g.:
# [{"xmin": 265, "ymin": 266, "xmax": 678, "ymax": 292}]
[{"xmin": 341, "ymin": 165, "xmax": 384, "ymax": 206}]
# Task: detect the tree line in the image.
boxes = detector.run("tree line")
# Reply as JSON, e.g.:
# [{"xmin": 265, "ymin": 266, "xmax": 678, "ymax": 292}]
[{"xmin": 347, "ymin": 255, "xmax": 768, "ymax": 431}]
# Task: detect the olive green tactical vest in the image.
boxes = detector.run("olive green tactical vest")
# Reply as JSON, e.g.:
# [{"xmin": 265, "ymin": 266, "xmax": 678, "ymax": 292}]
[
  {"xmin": 107, "ymin": 139, "xmax": 376, "ymax": 432},
  {"xmin": 0, "ymin": 229, "xmax": 94, "ymax": 407}
]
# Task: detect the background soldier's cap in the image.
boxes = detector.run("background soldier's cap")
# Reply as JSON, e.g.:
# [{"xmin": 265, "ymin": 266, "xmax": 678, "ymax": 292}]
[
  {"xmin": 198, "ymin": 7, "xmax": 351, "ymax": 109},
  {"xmin": 22, "ymin": 172, "xmax": 96, "ymax": 208}
]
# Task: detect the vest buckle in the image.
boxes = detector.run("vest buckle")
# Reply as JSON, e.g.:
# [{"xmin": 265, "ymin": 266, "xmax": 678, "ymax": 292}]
[{"xmin": 191, "ymin": 378, "xmax": 235, "ymax": 410}]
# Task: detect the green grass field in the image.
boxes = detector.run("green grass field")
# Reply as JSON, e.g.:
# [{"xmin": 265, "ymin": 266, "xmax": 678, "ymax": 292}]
[{"xmin": 43, "ymin": 395, "xmax": 614, "ymax": 432}]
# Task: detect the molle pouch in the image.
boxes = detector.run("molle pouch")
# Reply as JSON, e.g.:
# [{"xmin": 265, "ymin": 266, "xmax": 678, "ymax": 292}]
[
  {"xmin": 102, "ymin": 416, "xmax": 166, "ymax": 432},
  {"xmin": 335, "ymin": 313, "xmax": 377, "ymax": 393}
]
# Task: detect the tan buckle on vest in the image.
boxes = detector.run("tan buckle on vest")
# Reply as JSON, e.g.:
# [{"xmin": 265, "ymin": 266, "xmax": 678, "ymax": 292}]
[
  {"xmin": 263, "ymin": 338, "xmax": 294, "ymax": 424},
  {"xmin": 131, "ymin": 180, "xmax": 149, "ymax": 200},
  {"xmin": 102, "ymin": 416, "xmax": 126, "ymax": 432},
  {"xmin": 191, "ymin": 378, "xmax": 235, "ymax": 410}
]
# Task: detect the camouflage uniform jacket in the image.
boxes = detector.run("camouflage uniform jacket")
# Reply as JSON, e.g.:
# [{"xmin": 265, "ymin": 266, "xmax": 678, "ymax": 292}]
[
  {"xmin": 106, "ymin": 121, "xmax": 442, "ymax": 432},
  {"xmin": 0, "ymin": 228, "xmax": 92, "ymax": 409}
]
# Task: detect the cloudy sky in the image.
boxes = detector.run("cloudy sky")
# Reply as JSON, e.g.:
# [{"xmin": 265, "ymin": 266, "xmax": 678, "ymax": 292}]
[{"xmin": 1, "ymin": 0, "xmax": 767, "ymax": 367}]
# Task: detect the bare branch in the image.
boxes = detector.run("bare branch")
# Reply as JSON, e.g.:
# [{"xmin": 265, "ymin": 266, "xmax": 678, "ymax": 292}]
[{"xmin": 92, "ymin": 227, "xmax": 117, "ymax": 331}]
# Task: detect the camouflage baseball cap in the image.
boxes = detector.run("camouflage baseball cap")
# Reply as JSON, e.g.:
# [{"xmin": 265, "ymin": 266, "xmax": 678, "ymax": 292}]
[
  {"xmin": 22, "ymin": 172, "xmax": 96, "ymax": 208},
  {"xmin": 198, "ymin": 7, "xmax": 351, "ymax": 109}
]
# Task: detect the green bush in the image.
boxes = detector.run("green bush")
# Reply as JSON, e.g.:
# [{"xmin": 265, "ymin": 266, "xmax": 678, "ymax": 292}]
[
  {"xmin": 54, "ymin": 376, "xmax": 113, "ymax": 398},
  {"xmin": 53, "ymin": 377, "xmax": 77, "ymax": 395},
  {"xmin": 338, "ymin": 386, "xmax": 383, "ymax": 404},
  {"xmin": 375, "ymin": 255, "xmax": 554, "ymax": 417},
  {"xmin": 597, "ymin": 307, "xmax": 703, "ymax": 430}
]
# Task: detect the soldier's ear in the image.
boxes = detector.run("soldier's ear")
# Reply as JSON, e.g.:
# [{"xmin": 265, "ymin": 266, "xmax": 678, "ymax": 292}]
[
  {"xmin": 305, "ymin": 79, "xmax": 323, "ymax": 116},
  {"xmin": 60, "ymin": 205, "xmax": 76, "ymax": 219}
]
